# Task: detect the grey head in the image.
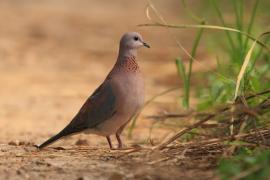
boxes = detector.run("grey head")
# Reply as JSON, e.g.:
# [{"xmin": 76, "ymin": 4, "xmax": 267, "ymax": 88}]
[{"xmin": 118, "ymin": 32, "xmax": 150, "ymax": 58}]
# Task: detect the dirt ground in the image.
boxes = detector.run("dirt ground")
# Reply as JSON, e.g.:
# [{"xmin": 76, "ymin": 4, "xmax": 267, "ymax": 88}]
[{"xmin": 0, "ymin": 0, "xmax": 217, "ymax": 179}]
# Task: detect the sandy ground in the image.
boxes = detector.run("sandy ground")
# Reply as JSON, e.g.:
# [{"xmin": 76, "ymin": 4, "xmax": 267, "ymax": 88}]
[{"xmin": 0, "ymin": 0, "xmax": 216, "ymax": 179}]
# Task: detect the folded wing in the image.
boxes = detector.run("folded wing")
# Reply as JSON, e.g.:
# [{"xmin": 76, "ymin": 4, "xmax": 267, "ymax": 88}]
[{"xmin": 38, "ymin": 80, "xmax": 117, "ymax": 149}]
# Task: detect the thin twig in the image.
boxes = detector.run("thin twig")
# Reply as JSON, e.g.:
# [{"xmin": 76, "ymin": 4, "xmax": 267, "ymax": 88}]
[
  {"xmin": 154, "ymin": 114, "xmax": 216, "ymax": 150},
  {"xmin": 174, "ymin": 129, "xmax": 270, "ymax": 148}
]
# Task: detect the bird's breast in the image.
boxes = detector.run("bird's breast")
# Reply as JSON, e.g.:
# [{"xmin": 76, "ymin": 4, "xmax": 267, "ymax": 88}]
[
  {"xmin": 113, "ymin": 72, "xmax": 145, "ymax": 114},
  {"xmin": 93, "ymin": 71, "xmax": 144, "ymax": 136}
]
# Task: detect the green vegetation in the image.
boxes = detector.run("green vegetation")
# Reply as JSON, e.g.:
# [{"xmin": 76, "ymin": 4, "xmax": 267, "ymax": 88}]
[
  {"xmin": 218, "ymin": 147, "xmax": 270, "ymax": 179},
  {"xmin": 173, "ymin": 0, "xmax": 270, "ymax": 110},
  {"xmin": 196, "ymin": 0, "xmax": 270, "ymax": 110},
  {"xmin": 138, "ymin": 0, "xmax": 270, "ymax": 179}
]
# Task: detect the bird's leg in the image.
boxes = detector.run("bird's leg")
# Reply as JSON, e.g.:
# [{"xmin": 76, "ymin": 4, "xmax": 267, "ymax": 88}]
[
  {"xmin": 115, "ymin": 133, "xmax": 123, "ymax": 149},
  {"xmin": 106, "ymin": 136, "xmax": 113, "ymax": 149}
]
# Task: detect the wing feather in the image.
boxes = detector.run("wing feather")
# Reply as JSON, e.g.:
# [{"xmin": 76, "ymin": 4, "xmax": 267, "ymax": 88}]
[{"xmin": 38, "ymin": 80, "xmax": 117, "ymax": 149}]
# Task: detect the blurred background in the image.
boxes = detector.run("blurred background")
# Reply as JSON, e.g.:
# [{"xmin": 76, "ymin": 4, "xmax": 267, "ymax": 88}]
[
  {"xmin": 0, "ymin": 0, "xmax": 270, "ymax": 179},
  {"xmin": 0, "ymin": 0, "xmax": 184, "ymax": 144},
  {"xmin": 0, "ymin": 0, "xmax": 270, "ymax": 145}
]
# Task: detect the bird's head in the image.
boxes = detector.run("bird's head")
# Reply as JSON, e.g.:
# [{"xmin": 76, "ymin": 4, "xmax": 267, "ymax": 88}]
[{"xmin": 120, "ymin": 32, "xmax": 150, "ymax": 50}]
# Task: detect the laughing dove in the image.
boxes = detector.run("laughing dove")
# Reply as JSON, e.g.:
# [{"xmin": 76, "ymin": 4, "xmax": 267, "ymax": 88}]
[{"xmin": 38, "ymin": 32, "xmax": 150, "ymax": 149}]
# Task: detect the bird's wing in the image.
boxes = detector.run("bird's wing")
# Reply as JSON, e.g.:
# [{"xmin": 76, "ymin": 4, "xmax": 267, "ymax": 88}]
[
  {"xmin": 74, "ymin": 80, "xmax": 117, "ymax": 129},
  {"xmin": 38, "ymin": 80, "xmax": 117, "ymax": 149}
]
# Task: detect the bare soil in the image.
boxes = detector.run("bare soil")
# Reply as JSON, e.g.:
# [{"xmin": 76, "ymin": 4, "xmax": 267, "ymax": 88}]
[{"xmin": 0, "ymin": 1, "xmax": 217, "ymax": 179}]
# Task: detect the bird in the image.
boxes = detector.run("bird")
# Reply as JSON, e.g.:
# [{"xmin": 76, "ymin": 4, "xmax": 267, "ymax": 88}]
[{"xmin": 37, "ymin": 32, "xmax": 150, "ymax": 150}]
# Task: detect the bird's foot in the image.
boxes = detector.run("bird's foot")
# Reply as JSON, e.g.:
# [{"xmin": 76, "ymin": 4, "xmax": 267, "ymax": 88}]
[{"xmin": 109, "ymin": 144, "xmax": 129, "ymax": 150}]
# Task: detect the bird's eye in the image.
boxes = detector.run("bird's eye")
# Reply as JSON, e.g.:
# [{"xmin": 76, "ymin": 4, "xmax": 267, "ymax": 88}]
[{"xmin": 134, "ymin": 36, "xmax": 139, "ymax": 41}]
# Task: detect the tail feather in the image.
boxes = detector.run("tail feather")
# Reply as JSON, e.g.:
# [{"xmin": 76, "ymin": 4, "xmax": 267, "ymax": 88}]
[
  {"xmin": 38, "ymin": 132, "xmax": 64, "ymax": 149},
  {"xmin": 38, "ymin": 129, "xmax": 70, "ymax": 149},
  {"xmin": 38, "ymin": 118, "xmax": 87, "ymax": 149}
]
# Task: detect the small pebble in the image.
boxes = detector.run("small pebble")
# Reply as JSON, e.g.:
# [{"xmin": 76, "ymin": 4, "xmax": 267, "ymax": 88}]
[
  {"xmin": 8, "ymin": 140, "xmax": 19, "ymax": 146},
  {"xmin": 109, "ymin": 172, "xmax": 124, "ymax": 180},
  {"xmin": 75, "ymin": 139, "xmax": 89, "ymax": 146}
]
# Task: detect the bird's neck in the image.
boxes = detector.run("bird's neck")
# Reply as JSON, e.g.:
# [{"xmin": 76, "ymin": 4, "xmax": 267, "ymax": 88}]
[
  {"xmin": 114, "ymin": 48, "xmax": 139, "ymax": 73},
  {"xmin": 115, "ymin": 55, "xmax": 139, "ymax": 73},
  {"xmin": 118, "ymin": 47, "xmax": 137, "ymax": 58}
]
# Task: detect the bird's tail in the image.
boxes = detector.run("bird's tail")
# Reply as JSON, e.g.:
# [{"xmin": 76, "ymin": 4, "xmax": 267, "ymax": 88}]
[
  {"xmin": 38, "ymin": 129, "xmax": 69, "ymax": 149},
  {"xmin": 38, "ymin": 117, "xmax": 86, "ymax": 149}
]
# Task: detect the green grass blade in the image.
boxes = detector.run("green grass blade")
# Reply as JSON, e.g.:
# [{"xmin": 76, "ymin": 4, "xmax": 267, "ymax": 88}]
[
  {"xmin": 177, "ymin": 1, "xmax": 205, "ymax": 109},
  {"xmin": 233, "ymin": 0, "xmax": 244, "ymax": 48},
  {"xmin": 243, "ymin": 0, "xmax": 260, "ymax": 53},
  {"xmin": 188, "ymin": 21, "xmax": 205, "ymax": 78},
  {"xmin": 176, "ymin": 58, "xmax": 188, "ymax": 108},
  {"xmin": 186, "ymin": 21, "xmax": 205, "ymax": 108},
  {"xmin": 211, "ymin": 0, "xmax": 236, "ymax": 51}
]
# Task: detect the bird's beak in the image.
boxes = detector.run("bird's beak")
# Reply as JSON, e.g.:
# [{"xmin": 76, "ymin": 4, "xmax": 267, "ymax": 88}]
[{"xmin": 143, "ymin": 42, "xmax": 150, "ymax": 48}]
